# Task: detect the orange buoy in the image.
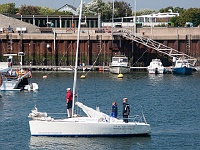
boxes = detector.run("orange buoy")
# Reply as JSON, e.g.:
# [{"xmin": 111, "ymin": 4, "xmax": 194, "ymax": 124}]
[{"xmin": 99, "ymin": 68, "xmax": 103, "ymax": 71}]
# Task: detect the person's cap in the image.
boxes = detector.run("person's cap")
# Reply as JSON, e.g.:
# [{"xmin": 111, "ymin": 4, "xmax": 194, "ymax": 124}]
[
  {"xmin": 66, "ymin": 88, "xmax": 71, "ymax": 91},
  {"xmin": 123, "ymin": 98, "xmax": 128, "ymax": 101}
]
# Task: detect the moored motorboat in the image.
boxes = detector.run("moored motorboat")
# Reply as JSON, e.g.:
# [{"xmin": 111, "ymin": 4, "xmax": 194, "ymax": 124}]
[
  {"xmin": 0, "ymin": 54, "xmax": 39, "ymax": 91},
  {"xmin": 147, "ymin": 59, "xmax": 166, "ymax": 74},
  {"xmin": 109, "ymin": 55, "xmax": 130, "ymax": 74},
  {"xmin": 172, "ymin": 57, "xmax": 193, "ymax": 75}
]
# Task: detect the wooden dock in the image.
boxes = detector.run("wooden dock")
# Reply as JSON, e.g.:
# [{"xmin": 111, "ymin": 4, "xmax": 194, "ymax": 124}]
[
  {"xmin": 12, "ymin": 65, "xmax": 110, "ymax": 71},
  {"xmin": 12, "ymin": 65, "xmax": 150, "ymax": 72}
]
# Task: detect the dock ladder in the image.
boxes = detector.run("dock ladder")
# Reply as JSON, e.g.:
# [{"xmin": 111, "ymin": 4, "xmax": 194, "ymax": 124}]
[
  {"xmin": 7, "ymin": 33, "xmax": 13, "ymax": 53},
  {"xmin": 96, "ymin": 35, "xmax": 102, "ymax": 51},
  {"xmin": 186, "ymin": 34, "xmax": 191, "ymax": 55}
]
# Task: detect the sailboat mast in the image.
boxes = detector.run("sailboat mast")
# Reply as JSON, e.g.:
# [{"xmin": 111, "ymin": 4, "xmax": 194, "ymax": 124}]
[{"xmin": 72, "ymin": 0, "xmax": 83, "ymax": 117}]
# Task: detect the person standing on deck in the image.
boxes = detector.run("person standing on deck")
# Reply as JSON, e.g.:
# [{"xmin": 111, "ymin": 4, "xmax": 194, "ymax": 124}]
[
  {"xmin": 66, "ymin": 88, "xmax": 73, "ymax": 118},
  {"xmin": 122, "ymin": 98, "xmax": 130, "ymax": 123},
  {"xmin": 110, "ymin": 102, "xmax": 118, "ymax": 118}
]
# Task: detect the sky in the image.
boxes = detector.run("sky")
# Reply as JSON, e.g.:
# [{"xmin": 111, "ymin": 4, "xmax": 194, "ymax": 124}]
[{"xmin": 0, "ymin": 0, "xmax": 200, "ymax": 11}]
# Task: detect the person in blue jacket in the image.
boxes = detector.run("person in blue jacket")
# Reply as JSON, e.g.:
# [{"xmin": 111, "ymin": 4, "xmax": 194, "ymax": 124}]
[{"xmin": 110, "ymin": 101, "xmax": 118, "ymax": 118}]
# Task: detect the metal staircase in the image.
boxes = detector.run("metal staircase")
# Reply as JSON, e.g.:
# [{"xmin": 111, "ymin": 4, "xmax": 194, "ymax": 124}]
[{"xmin": 113, "ymin": 29, "xmax": 197, "ymax": 66}]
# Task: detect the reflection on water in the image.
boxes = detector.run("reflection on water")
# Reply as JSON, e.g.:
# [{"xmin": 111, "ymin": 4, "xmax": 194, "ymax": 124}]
[
  {"xmin": 29, "ymin": 136, "xmax": 151, "ymax": 150},
  {"xmin": 0, "ymin": 98, "xmax": 3, "ymax": 109},
  {"xmin": 0, "ymin": 91, "xmax": 18, "ymax": 109},
  {"xmin": 1, "ymin": 71, "xmax": 200, "ymax": 149},
  {"xmin": 148, "ymin": 74, "xmax": 164, "ymax": 81}
]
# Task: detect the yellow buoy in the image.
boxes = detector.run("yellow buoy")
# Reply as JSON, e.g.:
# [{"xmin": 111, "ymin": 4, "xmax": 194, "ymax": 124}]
[
  {"xmin": 118, "ymin": 73, "xmax": 123, "ymax": 78},
  {"xmin": 80, "ymin": 75, "xmax": 86, "ymax": 79}
]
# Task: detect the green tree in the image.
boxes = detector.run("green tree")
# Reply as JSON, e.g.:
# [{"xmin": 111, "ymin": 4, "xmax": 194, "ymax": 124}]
[
  {"xmin": 0, "ymin": 3, "xmax": 17, "ymax": 14},
  {"xmin": 136, "ymin": 9, "xmax": 156, "ymax": 16},
  {"xmin": 80, "ymin": 0, "xmax": 132, "ymax": 21},
  {"xmin": 112, "ymin": 0, "xmax": 132, "ymax": 17},
  {"xmin": 169, "ymin": 8, "xmax": 200, "ymax": 27},
  {"xmin": 177, "ymin": 8, "xmax": 200, "ymax": 27},
  {"xmin": 19, "ymin": 5, "xmax": 40, "ymax": 15},
  {"xmin": 159, "ymin": 6, "xmax": 174, "ymax": 13},
  {"xmin": 170, "ymin": 16, "xmax": 180, "ymax": 27},
  {"xmin": 0, "ymin": 3, "xmax": 72, "ymax": 15},
  {"xmin": 159, "ymin": 6, "xmax": 185, "ymax": 14},
  {"xmin": 38, "ymin": 7, "xmax": 72, "ymax": 15},
  {"xmin": 173, "ymin": 7, "xmax": 185, "ymax": 14},
  {"xmin": 79, "ymin": 0, "xmax": 112, "ymax": 21}
]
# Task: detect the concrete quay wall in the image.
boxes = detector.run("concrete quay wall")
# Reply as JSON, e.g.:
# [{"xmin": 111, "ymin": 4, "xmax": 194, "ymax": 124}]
[
  {"xmin": 1, "ymin": 27, "xmax": 200, "ymax": 40},
  {"xmin": 137, "ymin": 27, "xmax": 200, "ymax": 40},
  {"xmin": 0, "ymin": 27, "xmax": 200, "ymax": 67}
]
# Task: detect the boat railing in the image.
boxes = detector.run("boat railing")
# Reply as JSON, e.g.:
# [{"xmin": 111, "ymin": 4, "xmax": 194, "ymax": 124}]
[{"xmin": 128, "ymin": 114, "xmax": 147, "ymax": 123}]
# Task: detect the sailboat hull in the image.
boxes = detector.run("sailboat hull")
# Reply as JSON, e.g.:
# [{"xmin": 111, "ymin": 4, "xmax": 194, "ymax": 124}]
[{"xmin": 29, "ymin": 118, "xmax": 151, "ymax": 137}]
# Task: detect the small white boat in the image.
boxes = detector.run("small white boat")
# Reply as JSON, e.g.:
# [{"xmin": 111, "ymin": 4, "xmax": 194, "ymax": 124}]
[
  {"xmin": 147, "ymin": 59, "xmax": 166, "ymax": 74},
  {"xmin": 28, "ymin": 0, "xmax": 151, "ymax": 137},
  {"xmin": 0, "ymin": 54, "xmax": 39, "ymax": 91},
  {"xmin": 0, "ymin": 69, "xmax": 38, "ymax": 91},
  {"xmin": 58, "ymin": 67, "xmax": 73, "ymax": 71},
  {"xmin": 172, "ymin": 57, "xmax": 193, "ymax": 75},
  {"xmin": 109, "ymin": 55, "xmax": 130, "ymax": 74}
]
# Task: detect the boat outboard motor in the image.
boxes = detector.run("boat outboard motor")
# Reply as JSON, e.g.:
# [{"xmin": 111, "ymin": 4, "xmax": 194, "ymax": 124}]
[{"xmin": 155, "ymin": 68, "xmax": 159, "ymax": 74}]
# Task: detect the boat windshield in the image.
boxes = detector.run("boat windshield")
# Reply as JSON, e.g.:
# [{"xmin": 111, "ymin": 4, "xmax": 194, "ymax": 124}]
[{"xmin": 112, "ymin": 58, "xmax": 128, "ymax": 62}]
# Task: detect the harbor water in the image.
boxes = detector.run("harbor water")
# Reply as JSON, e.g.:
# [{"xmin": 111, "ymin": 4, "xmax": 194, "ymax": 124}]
[{"xmin": 0, "ymin": 71, "xmax": 200, "ymax": 149}]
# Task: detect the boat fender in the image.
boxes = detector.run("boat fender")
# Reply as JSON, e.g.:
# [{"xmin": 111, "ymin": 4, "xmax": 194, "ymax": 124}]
[
  {"xmin": 43, "ymin": 75, "xmax": 48, "ymax": 78},
  {"xmin": 0, "ymin": 75, "xmax": 2, "ymax": 87}
]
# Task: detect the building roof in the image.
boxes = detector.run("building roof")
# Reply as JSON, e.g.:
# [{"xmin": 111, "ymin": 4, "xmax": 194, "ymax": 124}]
[{"xmin": 57, "ymin": 4, "xmax": 78, "ymax": 15}]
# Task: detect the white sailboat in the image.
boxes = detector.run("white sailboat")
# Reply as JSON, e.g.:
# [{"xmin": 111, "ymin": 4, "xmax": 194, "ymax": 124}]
[{"xmin": 28, "ymin": 0, "xmax": 151, "ymax": 137}]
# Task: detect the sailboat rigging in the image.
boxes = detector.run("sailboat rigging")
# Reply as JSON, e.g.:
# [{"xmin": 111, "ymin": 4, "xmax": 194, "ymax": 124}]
[{"xmin": 28, "ymin": 0, "xmax": 151, "ymax": 137}]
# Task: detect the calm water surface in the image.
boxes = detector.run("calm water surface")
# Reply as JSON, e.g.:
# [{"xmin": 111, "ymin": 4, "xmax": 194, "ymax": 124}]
[{"xmin": 0, "ymin": 71, "xmax": 200, "ymax": 149}]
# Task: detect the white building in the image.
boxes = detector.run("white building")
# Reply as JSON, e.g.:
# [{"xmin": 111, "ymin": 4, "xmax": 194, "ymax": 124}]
[{"xmin": 102, "ymin": 11, "xmax": 179, "ymax": 27}]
